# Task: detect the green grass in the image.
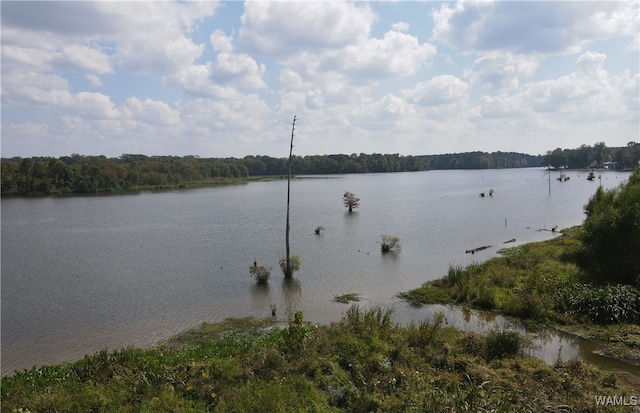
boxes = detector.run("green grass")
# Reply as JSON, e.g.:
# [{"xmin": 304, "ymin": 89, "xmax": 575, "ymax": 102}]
[
  {"xmin": 2, "ymin": 307, "xmax": 635, "ymax": 412},
  {"xmin": 400, "ymin": 226, "xmax": 640, "ymax": 363},
  {"xmin": 401, "ymin": 228, "xmax": 584, "ymax": 321}
]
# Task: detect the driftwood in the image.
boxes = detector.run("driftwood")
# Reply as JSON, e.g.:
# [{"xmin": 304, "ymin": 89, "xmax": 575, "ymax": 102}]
[
  {"xmin": 465, "ymin": 245, "xmax": 491, "ymax": 254},
  {"xmin": 503, "ymin": 238, "xmax": 516, "ymax": 243}
]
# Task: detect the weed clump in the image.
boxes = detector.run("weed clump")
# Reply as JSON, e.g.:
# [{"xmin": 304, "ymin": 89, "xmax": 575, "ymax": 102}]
[{"xmin": 484, "ymin": 329, "xmax": 526, "ymax": 361}]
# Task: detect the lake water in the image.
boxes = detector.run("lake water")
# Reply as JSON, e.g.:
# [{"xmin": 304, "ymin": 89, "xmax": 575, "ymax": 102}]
[{"xmin": 1, "ymin": 168, "xmax": 633, "ymax": 377}]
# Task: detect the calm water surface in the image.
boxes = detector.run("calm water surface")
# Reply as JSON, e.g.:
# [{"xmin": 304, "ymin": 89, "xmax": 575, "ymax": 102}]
[{"xmin": 1, "ymin": 168, "xmax": 633, "ymax": 376}]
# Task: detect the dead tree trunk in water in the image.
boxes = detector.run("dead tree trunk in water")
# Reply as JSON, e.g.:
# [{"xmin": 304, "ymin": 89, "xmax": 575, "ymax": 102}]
[{"xmin": 284, "ymin": 115, "xmax": 296, "ymax": 278}]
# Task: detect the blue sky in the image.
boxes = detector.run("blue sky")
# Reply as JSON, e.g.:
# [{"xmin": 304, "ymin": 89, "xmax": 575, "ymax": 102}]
[{"xmin": 1, "ymin": 1, "xmax": 638, "ymax": 158}]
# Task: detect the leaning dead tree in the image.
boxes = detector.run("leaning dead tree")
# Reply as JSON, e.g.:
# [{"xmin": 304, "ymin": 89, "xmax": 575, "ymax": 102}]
[{"xmin": 283, "ymin": 115, "xmax": 296, "ymax": 278}]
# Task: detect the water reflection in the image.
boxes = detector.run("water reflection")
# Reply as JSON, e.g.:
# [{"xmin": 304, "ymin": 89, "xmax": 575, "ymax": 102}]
[
  {"xmin": 281, "ymin": 277, "xmax": 302, "ymax": 319},
  {"xmin": 381, "ymin": 250, "xmax": 400, "ymax": 261},
  {"xmin": 250, "ymin": 283, "xmax": 273, "ymax": 316},
  {"xmin": 390, "ymin": 301, "xmax": 639, "ymax": 382}
]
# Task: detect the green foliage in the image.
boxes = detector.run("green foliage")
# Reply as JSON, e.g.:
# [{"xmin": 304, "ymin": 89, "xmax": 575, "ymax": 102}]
[
  {"xmin": 544, "ymin": 148, "xmax": 568, "ymax": 169},
  {"xmin": 278, "ymin": 254, "xmax": 301, "ymax": 276},
  {"xmin": 380, "ymin": 235, "xmax": 400, "ymax": 252},
  {"xmin": 423, "ymin": 151, "xmax": 541, "ymax": 169},
  {"xmin": 249, "ymin": 261, "xmax": 271, "ymax": 284},
  {"xmin": 542, "ymin": 142, "xmax": 640, "ymax": 169},
  {"xmin": 281, "ymin": 310, "xmax": 314, "ymax": 354},
  {"xmin": 2, "ymin": 310, "xmax": 634, "ymax": 412},
  {"xmin": 578, "ymin": 166, "xmax": 640, "ymax": 286},
  {"xmin": 555, "ymin": 283, "xmax": 640, "ymax": 324},
  {"xmin": 1, "ymin": 154, "xmax": 249, "ymax": 195},
  {"xmin": 401, "ymin": 232, "xmax": 583, "ymax": 322},
  {"xmin": 334, "ymin": 293, "xmax": 361, "ymax": 304},
  {"xmin": 484, "ymin": 330, "xmax": 526, "ymax": 361}
]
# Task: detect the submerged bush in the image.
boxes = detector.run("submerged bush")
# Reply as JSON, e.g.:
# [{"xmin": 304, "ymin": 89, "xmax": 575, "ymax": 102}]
[
  {"xmin": 380, "ymin": 235, "xmax": 400, "ymax": 252},
  {"xmin": 555, "ymin": 283, "xmax": 640, "ymax": 324},
  {"xmin": 249, "ymin": 260, "xmax": 271, "ymax": 284},
  {"xmin": 279, "ymin": 254, "xmax": 301, "ymax": 276}
]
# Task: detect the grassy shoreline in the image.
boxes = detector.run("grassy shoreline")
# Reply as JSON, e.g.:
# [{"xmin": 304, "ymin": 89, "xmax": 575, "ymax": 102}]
[
  {"xmin": 0, "ymin": 175, "xmax": 287, "ymax": 197},
  {"xmin": 3, "ymin": 308, "xmax": 637, "ymax": 412},
  {"xmin": 399, "ymin": 227, "xmax": 640, "ymax": 364}
]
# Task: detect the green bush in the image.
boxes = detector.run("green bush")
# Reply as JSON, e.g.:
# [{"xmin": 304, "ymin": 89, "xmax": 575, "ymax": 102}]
[
  {"xmin": 249, "ymin": 261, "xmax": 271, "ymax": 284},
  {"xmin": 554, "ymin": 283, "xmax": 640, "ymax": 324},
  {"xmin": 380, "ymin": 235, "xmax": 400, "ymax": 252},
  {"xmin": 578, "ymin": 166, "xmax": 640, "ymax": 286},
  {"xmin": 484, "ymin": 329, "xmax": 525, "ymax": 361},
  {"xmin": 279, "ymin": 254, "xmax": 301, "ymax": 276},
  {"xmin": 282, "ymin": 310, "xmax": 314, "ymax": 354}
]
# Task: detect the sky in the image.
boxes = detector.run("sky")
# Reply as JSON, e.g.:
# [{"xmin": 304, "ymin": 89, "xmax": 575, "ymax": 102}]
[{"xmin": 1, "ymin": 1, "xmax": 638, "ymax": 159}]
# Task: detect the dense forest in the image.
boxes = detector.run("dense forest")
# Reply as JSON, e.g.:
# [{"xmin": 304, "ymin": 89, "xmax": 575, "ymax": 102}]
[
  {"xmin": 1, "ymin": 151, "xmax": 539, "ymax": 196},
  {"xmin": 2, "ymin": 144, "xmax": 637, "ymax": 196},
  {"xmin": 542, "ymin": 141, "xmax": 640, "ymax": 170},
  {"xmin": 417, "ymin": 151, "xmax": 540, "ymax": 169}
]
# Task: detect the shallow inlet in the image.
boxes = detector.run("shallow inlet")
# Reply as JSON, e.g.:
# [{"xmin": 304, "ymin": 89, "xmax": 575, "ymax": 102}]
[{"xmin": 386, "ymin": 301, "xmax": 639, "ymax": 387}]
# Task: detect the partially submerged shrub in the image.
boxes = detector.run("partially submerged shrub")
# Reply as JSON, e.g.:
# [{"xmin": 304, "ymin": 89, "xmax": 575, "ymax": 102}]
[
  {"xmin": 381, "ymin": 235, "xmax": 400, "ymax": 252},
  {"xmin": 250, "ymin": 260, "xmax": 271, "ymax": 284},
  {"xmin": 279, "ymin": 254, "xmax": 301, "ymax": 276},
  {"xmin": 334, "ymin": 293, "xmax": 361, "ymax": 304}
]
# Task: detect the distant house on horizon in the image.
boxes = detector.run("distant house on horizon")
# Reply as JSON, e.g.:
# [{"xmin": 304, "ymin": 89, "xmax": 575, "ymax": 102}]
[{"xmin": 588, "ymin": 160, "xmax": 618, "ymax": 169}]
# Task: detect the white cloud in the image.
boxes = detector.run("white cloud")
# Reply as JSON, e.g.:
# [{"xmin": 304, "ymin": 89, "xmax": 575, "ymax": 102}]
[
  {"xmin": 212, "ymin": 52, "xmax": 266, "ymax": 89},
  {"xmin": 339, "ymin": 30, "xmax": 436, "ymax": 78},
  {"xmin": 403, "ymin": 75, "xmax": 469, "ymax": 106},
  {"xmin": 53, "ymin": 44, "xmax": 113, "ymax": 74},
  {"xmin": 123, "ymin": 97, "xmax": 181, "ymax": 127},
  {"xmin": 465, "ymin": 53, "xmax": 538, "ymax": 90},
  {"xmin": 473, "ymin": 51, "xmax": 629, "ymax": 127},
  {"xmin": 2, "ymin": 72, "xmax": 72, "ymax": 107},
  {"xmin": 239, "ymin": 2, "xmax": 376, "ymax": 55},
  {"xmin": 210, "ymin": 29, "xmax": 234, "ymax": 53},
  {"xmin": 86, "ymin": 74, "xmax": 103, "ymax": 88},
  {"xmin": 432, "ymin": 1, "xmax": 639, "ymax": 55},
  {"xmin": 73, "ymin": 92, "xmax": 119, "ymax": 119},
  {"xmin": 391, "ymin": 21, "xmax": 410, "ymax": 33},
  {"xmin": 0, "ymin": 1, "xmax": 636, "ymax": 158}
]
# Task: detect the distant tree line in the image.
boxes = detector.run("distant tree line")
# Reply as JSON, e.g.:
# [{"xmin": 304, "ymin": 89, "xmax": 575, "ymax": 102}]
[
  {"xmin": 0, "ymin": 150, "xmax": 560, "ymax": 196},
  {"xmin": 1, "ymin": 153, "xmax": 431, "ymax": 195},
  {"xmin": 0, "ymin": 154, "xmax": 249, "ymax": 196},
  {"xmin": 543, "ymin": 142, "xmax": 640, "ymax": 170},
  {"xmin": 417, "ymin": 151, "xmax": 541, "ymax": 170}
]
